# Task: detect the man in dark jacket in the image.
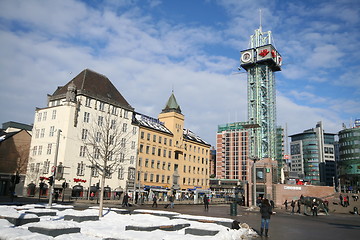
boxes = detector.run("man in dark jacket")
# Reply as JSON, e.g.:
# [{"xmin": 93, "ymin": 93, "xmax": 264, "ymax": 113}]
[{"xmin": 260, "ymin": 198, "xmax": 273, "ymax": 237}]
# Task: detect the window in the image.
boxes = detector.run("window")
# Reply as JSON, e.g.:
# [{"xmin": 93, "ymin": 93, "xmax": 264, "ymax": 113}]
[
  {"xmin": 132, "ymin": 127, "xmax": 137, "ymax": 135},
  {"xmin": 112, "ymin": 106, "xmax": 117, "ymax": 115},
  {"xmin": 42, "ymin": 112, "xmax": 47, "ymax": 121},
  {"xmin": 118, "ymin": 167, "xmax": 124, "ymax": 180},
  {"xmin": 153, "ymin": 134, "xmax": 156, "ymax": 142},
  {"xmin": 38, "ymin": 146, "xmax": 42, "ymax": 155},
  {"xmin": 47, "ymin": 144, "xmax": 52, "ymax": 154},
  {"xmin": 131, "ymin": 141, "xmax": 136, "ymax": 149},
  {"xmin": 147, "ymin": 133, "xmax": 150, "ymax": 141},
  {"xmin": 157, "ymin": 161, "xmax": 160, "ymax": 169},
  {"xmin": 121, "ymin": 138, "xmax": 126, "ymax": 147},
  {"xmin": 82, "ymin": 129, "xmax": 88, "ymax": 140},
  {"xmin": 144, "ymin": 173, "xmax": 148, "ymax": 181},
  {"xmin": 151, "ymin": 160, "xmax": 154, "ymax": 168},
  {"xmin": 32, "ymin": 146, "xmax": 37, "ymax": 156},
  {"xmin": 84, "ymin": 112, "xmax": 90, "ymax": 123},
  {"xmin": 168, "ymin": 163, "xmax": 171, "ymax": 171},
  {"xmin": 37, "ymin": 112, "xmax": 42, "ymax": 122},
  {"xmin": 162, "ymin": 162, "xmax": 166, "ymax": 170},
  {"xmin": 77, "ymin": 162, "xmax": 85, "ymax": 176},
  {"xmin": 183, "ymin": 165, "xmax": 186, "ymax": 173},
  {"xmin": 145, "ymin": 159, "xmax": 149, "ymax": 167},
  {"xmin": 169, "ymin": 150, "xmax": 172, "ymax": 158},
  {"xmin": 124, "ymin": 110, "xmax": 129, "ymax": 119},
  {"xmin": 91, "ymin": 167, "xmax": 99, "ymax": 177},
  {"xmin": 35, "ymin": 129, "xmax": 40, "ymax": 138},
  {"xmin": 138, "ymin": 157, "xmax": 142, "ymax": 167},
  {"xmin": 122, "ymin": 123, "xmax": 127, "ymax": 132},
  {"xmin": 152, "ymin": 147, "xmax": 156, "ymax": 155},
  {"xmin": 80, "ymin": 146, "xmax": 86, "ymax": 157},
  {"xmin": 96, "ymin": 132, "xmax": 102, "ymax": 142},
  {"xmin": 40, "ymin": 128, "xmax": 45, "ymax": 138},
  {"xmin": 141, "ymin": 131, "xmax": 145, "ymax": 139},
  {"xmin": 52, "ymin": 110, "xmax": 57, "ymax": 120},
  {"xmin": 140, "ymin": 144, "xmax": 144, "ymax": 153},
  {"xmin": 98, "ymin": 116, "xmax": 104, "ymax": 126},
  {"xmin": 158, "ymin": 148, "xmax": 161, "ymax": 156},
  {"xmin": 164, "ymin": 138, "xmax": 167, "ymax": 145},
  {"xmin": 150, "ymin": 174, "xmax": 154, "ymax": 182},
  {"xmin": 49, "ymin": 126, "xmax": 55, "ymax": 137},
  {"xmin": 120, "ymin": 153, "xmax": 125, "ymax": 162},
  {"xmin": 128, "ymin": 168, "xmax": 135, "ymax": 180},
  {"xmin": 130, "ymin": 156, "xmax": 135, "ymax": 164},
  {"xmin": 35, "ymin": 163, "xmax": 40, "ymax": 173},
  {"xmin": 156, "ymin": 174, "xmax": 159, "ymax": 182},
  {"xmin": 94, "ymin": 148, "xmax": 100, "ymax": 159},
  {"xmin": 99, "ymin": 102, "xmax": 105, "ymax": 111},
  {"xmin": 43, "ymin": 160, "xmax": 50, "ymax": 174},
  {"xmin": 85, "ymin": 97, "xmax": 91, "ymax": 107},
  {"xmin": 159, "ymin": 136, "xmax": 162, "ymax": 143},
  {"xmin": 111, "ymin": 119, "xmax": 116, "ymax": 129}
]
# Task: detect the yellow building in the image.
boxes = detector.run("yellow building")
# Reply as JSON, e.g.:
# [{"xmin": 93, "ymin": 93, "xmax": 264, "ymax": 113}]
[{"xmin": 134, "ymin": 92, "xmax": 211, "ymax": 198}]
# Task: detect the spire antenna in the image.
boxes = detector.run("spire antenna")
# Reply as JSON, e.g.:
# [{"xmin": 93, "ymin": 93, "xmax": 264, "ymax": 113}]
[{"xmin": 259, "ymin": 9, "xmax": 262, "ymax": 31}]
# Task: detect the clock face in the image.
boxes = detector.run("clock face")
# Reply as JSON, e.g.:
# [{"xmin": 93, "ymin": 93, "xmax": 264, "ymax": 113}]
[{"xmin": 241, "ymin": 51, "xmax": 252, "ymax": 63}]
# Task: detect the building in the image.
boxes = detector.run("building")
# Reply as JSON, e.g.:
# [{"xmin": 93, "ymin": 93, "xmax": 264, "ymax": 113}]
[
  {"xmin": 338, "ymin": 119, "xmax": 360, "ymax": 192},
  {"xmin": 0, "ymin": 122, "xmax": 32, "ymax": 196},
  {"xmin": 24, "ymin": 69, "xmax": 138, "ymax": 198},
  {"xmin": 289, "ymin": 121, "xmax": 336, "ymax": 186},
  {"xmin": 216, "ymin": 122, "xmax": 251, "ymax": 181},
  {"xmin": 134, "ymin": 92, "xmax": 211, "ymax": 200},
  {"xmin": 240, "ymin": 25, "xmax": 282, "ymax": 160}
]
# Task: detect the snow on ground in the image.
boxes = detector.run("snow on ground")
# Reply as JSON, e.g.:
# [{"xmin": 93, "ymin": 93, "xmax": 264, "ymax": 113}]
[{"xmin": 0, "ymin": 204, "xmax": 258, "ymax": 240}]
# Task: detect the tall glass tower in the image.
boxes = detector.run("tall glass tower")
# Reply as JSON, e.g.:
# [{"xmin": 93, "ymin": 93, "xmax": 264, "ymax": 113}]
[{"xmin": 240, "ymin": 26, "xmax": 282, "ymax": 160}]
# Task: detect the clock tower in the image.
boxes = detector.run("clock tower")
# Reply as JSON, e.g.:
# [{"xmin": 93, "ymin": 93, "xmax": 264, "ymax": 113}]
[{"xmin": 240, "ymin": 26, "xmax": 282, "ymax": 160}]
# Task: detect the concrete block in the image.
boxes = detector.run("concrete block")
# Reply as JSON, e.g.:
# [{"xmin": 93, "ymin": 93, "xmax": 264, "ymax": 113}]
[
  {"xmin": 28, "ymin": 226, "xmax": 80, "ymax": 237},
  {"xmin": 64, "ymin": 215, "xmax": 99, "ymax": 222},
  {"xmin": 185, "ymin": 228, "xmax": 219, "ymax": 236}
]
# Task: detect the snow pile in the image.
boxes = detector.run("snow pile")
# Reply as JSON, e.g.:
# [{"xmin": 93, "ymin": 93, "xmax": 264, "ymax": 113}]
[{"xmin": 0, "ymin": 204, "xmax": 258, "ymax": 240}]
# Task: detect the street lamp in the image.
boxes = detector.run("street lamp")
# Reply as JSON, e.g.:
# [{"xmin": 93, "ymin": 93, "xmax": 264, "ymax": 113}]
[{"xmin": 49, "ymin": 129, "xmax": 61, "ymax": 207}]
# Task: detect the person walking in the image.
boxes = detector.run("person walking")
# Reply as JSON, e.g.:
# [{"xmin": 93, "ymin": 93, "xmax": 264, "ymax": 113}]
[
  {"xmin": 291, "ymin": 200, "xmax": 295, "ymax": 214},
  {"xmin": 122, "ymin": 192, "xmax": 129, "ymax": 207},
  {"xmin": 283, "ymin": 199, "xmax": 288, "ymax": 211},
  {"xmin": 152, "ymin": 195, "xmax": 158, "ymax": 208},
  {"xmin": 260, "ymin": 198, "xmax": 273, "ymax": 237},
  {"xmin": 311, "ymin": 199, "xmax": 318, "ymax": 216},
  {"xmin": 169, "ymin": 195, "xmax": 175, "ymax": 209},
  {"xmin": 203, "ymin": 195, "xmax": 209, "ymax": 211},
  {"xmin": 296, "ymin": 200, "xmax": 301, "ymax": 214},
  {"xmin": 339, "ymin": 194, "xmax": 343, "ymax": 206}
]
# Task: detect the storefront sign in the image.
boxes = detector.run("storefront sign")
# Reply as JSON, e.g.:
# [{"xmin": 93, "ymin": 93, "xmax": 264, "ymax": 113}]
[{"xmin": 284, "ymin": 186, "xmax": 302, "ymax": 191}]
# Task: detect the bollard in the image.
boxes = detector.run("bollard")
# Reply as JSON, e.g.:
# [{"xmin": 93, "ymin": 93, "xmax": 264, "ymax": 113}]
[{"xmin": 230, "ymin": 202, "xmax": 237, "ymax": 216}]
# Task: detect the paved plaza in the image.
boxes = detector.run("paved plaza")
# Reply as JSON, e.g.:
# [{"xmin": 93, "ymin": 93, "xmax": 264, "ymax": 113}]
[{"xmin": 1, "ymin": 196, "xmax": 359, "ymax": 240}]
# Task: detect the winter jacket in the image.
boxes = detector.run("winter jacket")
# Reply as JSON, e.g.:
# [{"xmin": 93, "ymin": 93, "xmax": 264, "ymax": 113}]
[{"xmin": 260, "ymin": 204, "xmax": 273, "ymax": 219}]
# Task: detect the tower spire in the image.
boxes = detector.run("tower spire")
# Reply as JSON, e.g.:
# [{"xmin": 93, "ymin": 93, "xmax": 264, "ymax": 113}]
[{"xmin": 259, "ymin": 9, "xmax": 262, "ymax": 32}]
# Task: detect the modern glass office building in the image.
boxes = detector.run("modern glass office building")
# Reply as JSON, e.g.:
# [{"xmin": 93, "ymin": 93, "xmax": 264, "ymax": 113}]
[{"xmin": 338, "ymin": 121, "xmax": 360, "ymax": 192}]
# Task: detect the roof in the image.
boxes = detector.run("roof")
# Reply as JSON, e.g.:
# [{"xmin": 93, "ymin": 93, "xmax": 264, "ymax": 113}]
[
  {"xmin": 161, "ymin": 92, "xmax": 182, "ymax": 114},
  {"xmin": 183, "ymin": 129, "xmax": 210, "ymax": 146},
  {"xmin": 49, "ymin": 69, "xmax": 133, "ymax": 110},
  {"xmin": 2, "ymin": 121, "xmax": 33, "ymax": 131},
  {"xmin": 133, "ymin": 113, "xmax": 172, "ymax": 135},
  {"xmin": 0, "ymin": 130, "xmax": 30, "ymax": 143}
]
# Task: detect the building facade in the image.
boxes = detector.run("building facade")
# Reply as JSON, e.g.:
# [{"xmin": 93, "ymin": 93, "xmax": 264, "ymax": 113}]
[
  {"xmin": 134, "ymin": 93, "xmax": 211, "ymax": 199},
  {"xmin": 289, "ymin": 122, "xmax": 336, "ymax": 186},
  {"xmin": 24, "ymin": 69, "xmax": 138, "ymax": 198},
  {"xmin": 216, "ymin": 122, "xmax": 250, "ymax": 181},
  {"xmin": 0, "ymin": 122, "xmax": 32, "ymax": 196},
  {"xmin": 338, "ymin": 120, "xmax": 360, "ymax": 192}
]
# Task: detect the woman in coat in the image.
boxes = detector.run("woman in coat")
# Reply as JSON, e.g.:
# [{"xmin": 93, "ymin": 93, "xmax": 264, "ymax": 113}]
[{"xmin": 260, "ymin": 198, "xmax": 273, "ymax": 237}]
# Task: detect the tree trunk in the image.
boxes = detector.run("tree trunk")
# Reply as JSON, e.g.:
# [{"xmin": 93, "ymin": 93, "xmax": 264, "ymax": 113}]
[{"xmin": 98, "ymin": 173, "xmax": 106, "ymax": 217}]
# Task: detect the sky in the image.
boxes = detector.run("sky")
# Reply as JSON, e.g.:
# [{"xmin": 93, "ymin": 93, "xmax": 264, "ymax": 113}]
[
  {"xmin": 0, "ymin": 204, "xmax": 256, "ymax": 239},
  {"xmin": 1, "ymin": 0, "xmax": 359, "ymax": 146}
]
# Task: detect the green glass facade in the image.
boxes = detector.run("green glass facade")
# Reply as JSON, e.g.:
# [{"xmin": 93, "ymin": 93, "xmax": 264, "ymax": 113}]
[{"xmin": 338, "ymin": 127, "xmax": 360, "ymax": 191}]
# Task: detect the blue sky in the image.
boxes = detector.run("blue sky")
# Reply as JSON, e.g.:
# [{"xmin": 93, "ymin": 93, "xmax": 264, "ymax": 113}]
[{"xmin": 0, "ymin": 0, "xmax": 359, "ymax": 146}]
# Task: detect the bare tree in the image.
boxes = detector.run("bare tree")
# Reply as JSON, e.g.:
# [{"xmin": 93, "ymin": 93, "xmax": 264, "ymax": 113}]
[{"xmin": 82, "ymin": 110, "xmax": 135, "ymax": 217}]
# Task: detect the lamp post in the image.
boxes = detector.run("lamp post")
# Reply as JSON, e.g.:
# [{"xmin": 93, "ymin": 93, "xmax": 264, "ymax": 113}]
[{"xmin": 49, "ymin": 129, "xmax": 61, "ymax": 207}]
